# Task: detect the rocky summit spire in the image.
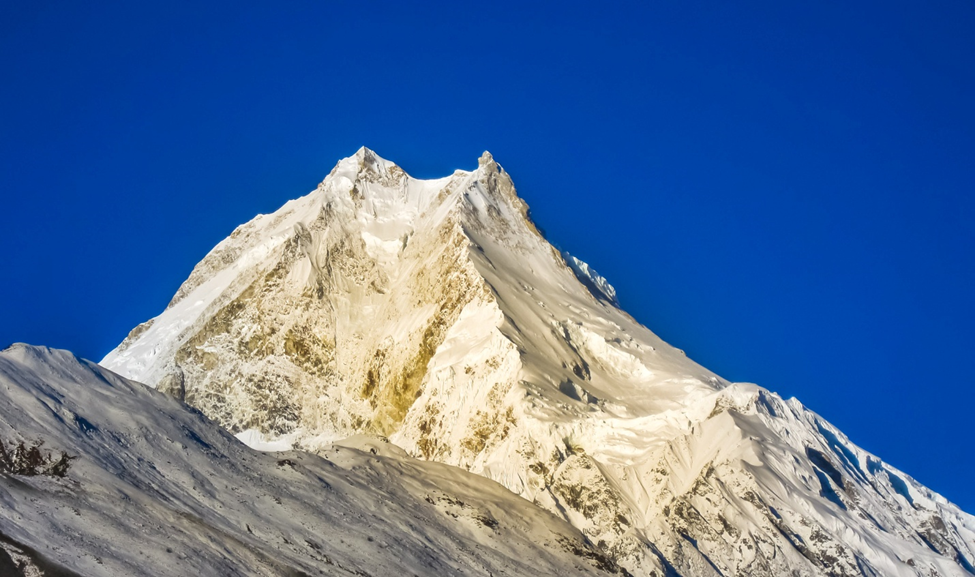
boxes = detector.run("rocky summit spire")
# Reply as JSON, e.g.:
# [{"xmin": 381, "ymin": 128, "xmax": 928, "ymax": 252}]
[{"xmin": 103, "ymin": 149, "xmax": 975, "ymax": 577}]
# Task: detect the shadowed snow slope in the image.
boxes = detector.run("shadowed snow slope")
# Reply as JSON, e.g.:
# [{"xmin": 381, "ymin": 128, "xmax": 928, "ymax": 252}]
[
  {"xmin": 101, "ymin": 148, "xmax": 975, "ymax": 576},
  {"xmin": 0, "ymin": 344, "xmax": 629, "ymax": 577}
]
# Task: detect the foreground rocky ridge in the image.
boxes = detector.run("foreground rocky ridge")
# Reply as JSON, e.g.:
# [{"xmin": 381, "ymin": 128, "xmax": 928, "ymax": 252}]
[
  {"xmin": 0, "ymin": 344, "xmax": 626, "ymax": 576},
  {"xmin": 102, "ymin": 148, "xmax": 975, "ymax": 576}
]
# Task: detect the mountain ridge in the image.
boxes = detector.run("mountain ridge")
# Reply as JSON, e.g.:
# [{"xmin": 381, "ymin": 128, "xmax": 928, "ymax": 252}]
[{"xmin": 100, "ymin": 149, "xmax": 975, "ymax": 576}]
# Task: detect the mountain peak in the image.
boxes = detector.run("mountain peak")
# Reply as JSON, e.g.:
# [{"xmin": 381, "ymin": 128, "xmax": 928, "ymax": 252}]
[
  {"xmin": 351, "ymin": 145, "xmax": 389, "ymax": 166},
  {"xmin": 101, "ymin": 150, "xmax": 975, "ymax": 577},
  {"xmin": 333, "ymin": 148, "xmax": 503, "ymax": 192},
  {"xmin": 354, "ymin": 144, "xmax": 375, "ymax": 156},
  {"xmin": 478, "ymin": 150, "xmax": 495, "ymax": 168},
  {"xmin": 328, "ymin": 146, "xmax": 402, "ymax": 186}
]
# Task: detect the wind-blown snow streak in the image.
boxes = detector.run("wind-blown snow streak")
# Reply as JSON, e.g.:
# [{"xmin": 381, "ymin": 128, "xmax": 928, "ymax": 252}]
[
  {"xmin": 0, "ymin": 344, "xmax": 628, "ymax": 577},
  {"xmin": 103, "ymin": 148, "xmax": 975, "ymax": 576}
]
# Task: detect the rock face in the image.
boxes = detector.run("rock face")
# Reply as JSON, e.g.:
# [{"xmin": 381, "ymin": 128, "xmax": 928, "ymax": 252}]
[{"xmin": 103, "ymin": 148, "xmax": 975, "ymax": 576}]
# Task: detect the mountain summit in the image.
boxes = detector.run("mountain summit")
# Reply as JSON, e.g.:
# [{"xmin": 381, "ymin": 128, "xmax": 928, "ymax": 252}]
[{"xmin": 103, "ymin": 150, "xmax": 975, "ymax": 576}]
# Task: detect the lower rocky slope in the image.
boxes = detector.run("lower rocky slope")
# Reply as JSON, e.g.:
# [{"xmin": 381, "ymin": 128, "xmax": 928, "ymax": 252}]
[{"xmin": 0, "ymin": 344, "xmax": 628, "ymax": 577}]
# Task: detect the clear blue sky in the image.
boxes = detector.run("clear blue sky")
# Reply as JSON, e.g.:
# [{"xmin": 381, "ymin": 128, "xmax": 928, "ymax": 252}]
[{"xmin": 2, "ymin": 2, "xmax": 973, "ymax": 511}]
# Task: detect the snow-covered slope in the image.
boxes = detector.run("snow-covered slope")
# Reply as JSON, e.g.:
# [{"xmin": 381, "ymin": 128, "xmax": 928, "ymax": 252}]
[
  {"xmin": 102, "ymin": 148, "xmax": 975, "ymax": 576},
  {"xmin": 0, "ymin": 343, "xmax": 628, "ymax": 576}
]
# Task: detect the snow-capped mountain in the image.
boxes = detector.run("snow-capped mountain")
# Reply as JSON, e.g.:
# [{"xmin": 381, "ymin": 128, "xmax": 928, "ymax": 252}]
[
  {"xmin": 102, "ymin": 148, "xmax": 975, "ymax": 576},
  {"xmin": 0, "ymin": 343, "xmax": 626, "ymax": 576}
]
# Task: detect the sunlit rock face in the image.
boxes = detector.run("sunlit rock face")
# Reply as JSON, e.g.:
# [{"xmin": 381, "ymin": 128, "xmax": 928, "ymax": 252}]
[{"xmin": 104, "ymin": 148, "xmax": 975, "ymax": 576}]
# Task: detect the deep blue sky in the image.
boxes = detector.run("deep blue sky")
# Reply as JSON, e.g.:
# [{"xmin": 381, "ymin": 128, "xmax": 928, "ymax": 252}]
[{"xmin": 2, "ymin": 2, "xmax": 973, "ymax": 510}]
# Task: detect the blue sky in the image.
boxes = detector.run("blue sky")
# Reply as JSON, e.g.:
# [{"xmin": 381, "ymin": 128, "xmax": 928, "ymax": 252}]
[{"xmin": 2, "ymin": 2, "xmax": 974, "ymax": 510}]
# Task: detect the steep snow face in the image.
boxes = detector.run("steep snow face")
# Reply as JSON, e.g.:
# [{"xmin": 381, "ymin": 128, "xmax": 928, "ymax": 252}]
[
  {"xmin": 563, "ymin": 252, "xmax": 619, "ymax": 306},
  {"xmin": 103, "ymin": 149, "xmax": 975, "ymax": 576},
  {"xmin": 0, "ymin": 344, "xmax": 629, "ymax": 577}
]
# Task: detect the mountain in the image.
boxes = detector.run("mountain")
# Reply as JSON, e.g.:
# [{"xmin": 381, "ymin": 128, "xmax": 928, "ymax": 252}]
[
  {"xmin": 101, "ymin": 148, "xmax": 975, "ymax": 576},
  {"xmin": 0, "ymin": 343, "xmax": 627, "ymax": 576}
]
